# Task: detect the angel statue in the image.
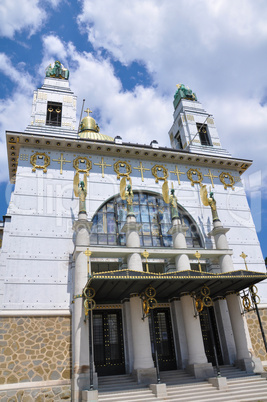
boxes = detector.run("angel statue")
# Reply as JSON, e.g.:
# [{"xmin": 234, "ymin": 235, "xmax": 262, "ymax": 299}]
[
  {"xmin": 125, "ymin": 184, "xmax": 134, "ymax": 215},
  {"xmin": 169, "ymin": 187, "xmax": 179, "ymax": 220},
  {"xmin": 74, "ymin": 179, "xmax": 87, "ymax": 214},
  {"xmin": 200, "ymin": 184, "xmax": 219, "ymax": 222}
]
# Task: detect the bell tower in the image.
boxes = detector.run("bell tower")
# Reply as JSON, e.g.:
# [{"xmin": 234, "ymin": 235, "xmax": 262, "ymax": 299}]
[
  {"xmin": 25, "ymin": 60, "xmax": 77, "ymax": 137},
  {"xmin": 168, "ymin": 84, "xmax": 230, "ymax": 157}
]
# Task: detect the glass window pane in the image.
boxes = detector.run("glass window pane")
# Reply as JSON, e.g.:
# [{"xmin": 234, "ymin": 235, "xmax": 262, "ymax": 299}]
[
  {"xmin": 140, "ymin": 205, "xmax": 149, "ymax": 222},
  {"xmin": 107, "ymin": 213, "xmax": 116, "ymax": 233},
  {"xmin": 108, "ymin": 235, "xmax": 117, "ymax": 245},
  {"xmin": 119, "ymin": 234, "xmax": 126, "ymax": 246},
  {"xmin": 163, "ymin": 236, "xmax": 172, "ymax": 247},
  {"xmin": 142, "ymin": 222, "xmax": 151, "ymax": 235},
  {"xmin": 161, "ymin": 223, "xmax": 171, "ymax": 235},
  {"xmin": 143, "ymin": 236, "xmax": 152, "ymax": 246},
  {"xmin": 147, "ymin": 195, "xmax": 156, "ymax": 205},
  {"xmin": 90, "ymin": 234, "xmax": 97, "ymax": 244},
  {"xmin": 151, "ymin": 224, "xmax": 160, "ymax": 236},
  {"xmin": 140, "ymin": 193, "xmax": 147, "ymax": 204},
  {"xmin": 152, "ymin": 237, "xmax": 161, "ymax": 247},
  {"xmin": 118, "ymin": 205, "xmax": 127, "ymax": 221},
  {"xmin": 98, "ymin": 234, "xmax": 108, "ymax": 244},
  {"xmin": 106, "ymin": 202, "xmax": 114, "ymax": 212}
]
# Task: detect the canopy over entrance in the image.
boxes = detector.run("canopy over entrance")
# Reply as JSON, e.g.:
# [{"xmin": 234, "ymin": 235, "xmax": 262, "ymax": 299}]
[{"xmin": 84, "ymin": 269, "xmax": 267, "ymax": 303}]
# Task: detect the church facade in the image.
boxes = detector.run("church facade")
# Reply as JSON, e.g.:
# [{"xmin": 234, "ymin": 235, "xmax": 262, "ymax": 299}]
[{"xmin": 0, "ymin": 62, "xmax": 266, "ymax": 401}]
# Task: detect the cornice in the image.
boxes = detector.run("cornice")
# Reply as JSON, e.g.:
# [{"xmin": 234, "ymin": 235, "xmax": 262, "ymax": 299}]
[{"xmin": 6, "ymin": 130, "xmax": 252, "ymax": 183}]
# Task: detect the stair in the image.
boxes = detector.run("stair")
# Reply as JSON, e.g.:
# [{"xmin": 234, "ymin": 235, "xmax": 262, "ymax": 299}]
[
  {"xmin": 97, "ymin": 367, "xmax": 267, "ymax": 402},
  {"xmin": 98, "ymin": 374, "xmax": 158, "ymax": 402},
  {"xmin": 163, "ymin": 366, "xmax": 267, "ymax": 402}
]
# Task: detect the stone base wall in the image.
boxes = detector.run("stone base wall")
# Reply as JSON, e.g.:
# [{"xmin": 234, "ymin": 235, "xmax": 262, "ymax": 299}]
[
  {"xmin": 246, "ymin": 307, "xmax": 267, "ymax": 363},
  {"xmin": 0, "ymin": 384, "xmax": 71, "ymax": 401},
  {"xmin": 0, "ymin": 316, "xmax": 71, "ymax": 385}
]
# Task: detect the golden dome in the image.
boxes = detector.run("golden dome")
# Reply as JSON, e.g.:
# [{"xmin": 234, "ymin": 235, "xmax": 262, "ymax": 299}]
[{"xmin": 78, "ymin": 108, "xmax": 114, "ymax": 142}]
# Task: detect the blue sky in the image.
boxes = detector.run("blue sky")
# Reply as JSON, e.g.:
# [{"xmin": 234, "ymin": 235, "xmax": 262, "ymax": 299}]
[{"xmin": 0, "ymin": 0, "xmax": 267, "ymax": 259}]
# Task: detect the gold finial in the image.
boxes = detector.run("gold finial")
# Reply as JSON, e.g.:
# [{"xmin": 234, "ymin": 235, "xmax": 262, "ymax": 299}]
[
  {"xmin": 240, "ymin": 252, "xmax": 248, "ymax": 270},
  {"xmin": 84, "ymin": 248, "xmax": 92, "ymax": 277},
  {"xmin": 195, "ymin": 251, "xmax": 202, "ymax": 272},
  {"xmin": 142, "ymin": 250, "xmax": 150, "ymax": 272},
  {"xmin": 176, "ymin": 84, "xmax": 181, "ymax": 89},
  {"xmin": 84, "ymin": 108, "xmax": 92, "ymax": 116}
]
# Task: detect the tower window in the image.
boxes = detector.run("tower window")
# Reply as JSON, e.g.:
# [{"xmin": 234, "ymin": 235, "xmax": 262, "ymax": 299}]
[
  {"xmin": 197, "ymin": 123, "xmax": 212, "ymax": 146},
  {"xmin": 174, "ymin": 131, "xmax": 183, "ymax": 149},
  {"xmin": 46, "ymin": 102, "xmax": 62, "ymax": 126}
]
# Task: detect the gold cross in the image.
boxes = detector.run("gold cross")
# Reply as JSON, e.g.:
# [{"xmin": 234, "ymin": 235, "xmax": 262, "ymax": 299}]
[
  {"xmin": 170, "ymin": 166, "xmax": 185, "ymax": 185},
  {"xmin": 84, "ymin": 108, "xmax": 92, "ymax": 116},
  {"xmin": 133, "ymin": 162, "xmax": 149, "ymax": 182},
  {"xmin": 204, "ymin": 169, "xmax": 218, "ymax": 188},
  {"xmin": 142, "ymin": 250, "xmax": 150, "ymax": 272},
  {"xmin": 94, "ymin": 157, "xmax": 111, "ymax": 178},
  {"xmin": 195, "ymin": 251, "xmax": 202, "ymax": 272},
  {"xmin": 84, "ymin": 248, "xmax": 92, "ymax": 277},
  {"xmin": 52, "ymin": 153, "xmax": 71, "ymax": 174},
  {"xmin": 240, "ymin": 252, "xmax": 248, "ymax": 270}
]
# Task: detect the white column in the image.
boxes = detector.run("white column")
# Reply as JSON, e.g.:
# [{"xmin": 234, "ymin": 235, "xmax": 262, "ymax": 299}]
[
  {"xmin": 226, "ymin": 293, "xmax": 250, "ymax": 360},
  {"xmin": 72, "ymin": 218, "xmax": 96, "ymax": 401},
  {"xmin": 169, "ymin": 218, "xmax": 213, "ymax": 377},
  {"xmin": 181, "ymin": 294, "xmax": 207, "ymax": 364},
  {"xmin": 122, "ymin": 214, "xmax": 143, "ymax": 271},
  {"xmin": 170, "ymin": 299, "xmax": 189, "ymax": 368},
  {"xmin": 168, "ymin": 219, "xmax": 191, "ymax": 271},
  {"xmin": 209, "ymin": 220, "xmax": 263, "ymax": 372},
  {"xmin": 181, "ymin": 294, "xmax": 214, "ymax": 378},
  {"xmin": 129, "ymin": 295, "xmax": 156, "ymax": 384}
]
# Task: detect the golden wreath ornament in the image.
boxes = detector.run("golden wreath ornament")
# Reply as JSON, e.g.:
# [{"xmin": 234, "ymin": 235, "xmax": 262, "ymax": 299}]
[
  {"xmin": 83, "ymin": 286, "xmax": 96, "ymax": 316},
  {"xmin": 151, "ymin": 164, "xmax": 170, "ymax": 204},
  {"xmin": 30, "ymin": 152, "xmax": 50, "ymax": 173},
  {"xmin": 114, "ymin": 160, "xmax": 132, "ymax": 180},
  {"xmin": 141, "ymin": 286, "xmax": 158, "ymax": 318},
  {"xmin": 187, "ymin": 168, "xmax": 203, "ymax": 187},
  {"xmin": 73, "ymin": 157, "xmax": 92, "ymax": 197},
  {"xmin": 73, "ymin": 156, "xmax": 92, "ymax": 175},
  {"xmin": 114, "ymin": 161, "xmax": 132, "ymax": 200},
  {"xmin": 195, "ymin": 298, "xmax": 204, "ymax": 313},
  {"xmin": 219, "ymin": 172, "xmax": 235, "ymax": 190},
  {"xmin": 151, "ymin": 164, "xmax": 168, "ymax": 183},
  {"xmin": 195, "ymin": 285, "xmax": 213, "ymax": 311}
]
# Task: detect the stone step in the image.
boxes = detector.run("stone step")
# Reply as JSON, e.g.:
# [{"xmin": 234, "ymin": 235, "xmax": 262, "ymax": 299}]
[
  {"xmin": 98, "ymin": 385, "xmax": 146, "ymax": 393},
  {"xmin": 165, "ymin": 378, "xmax": 267, "ymax": 402},
  {"xmin": 98, "ymin": 389, "xmax": 158, "ymax": 402},
  {"xmin": 166, "ymin": 388, "xmax": 267, "ymax": 402}
]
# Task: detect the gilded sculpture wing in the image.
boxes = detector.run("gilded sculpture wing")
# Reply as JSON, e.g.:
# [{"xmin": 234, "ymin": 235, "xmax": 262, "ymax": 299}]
[
  {"xmin": 83, "ymin": 173, "xmax": 88, "ymax": 193},
  {"xmin": 200, "ymin": 184, "xmax": 209, "ymax": 206},
  {"xmin": 73, "ymin": 171, "xmax": 79, "ymax": 197},
  {"xmin": 120, "ymin": 176, "xmax": 127, "ymax": 200},
  {"xmin": 162, "ymin": 180, "xmax": 170, "ymax": 204}
]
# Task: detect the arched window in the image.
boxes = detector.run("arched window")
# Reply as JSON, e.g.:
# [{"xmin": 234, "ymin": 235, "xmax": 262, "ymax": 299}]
[{"xmin": 90, "ymin": 192, "xmax": 203, "ymax": 248}]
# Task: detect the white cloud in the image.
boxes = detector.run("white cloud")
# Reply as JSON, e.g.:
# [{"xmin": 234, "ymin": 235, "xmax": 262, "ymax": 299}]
[
  {"xmin": 0, "ymin": 55, "xmax": 34, "ymax": 181},
  {"xmin": 0, "ymin": 93, "xmax": 32, "ymax": 182},
  {"xmin": 0, "ymin": 0, "xmax": 46, "ymax": 38},
  {"xmin": 77, "ymin": 0, "xmax": 267, "ymax": 95},
  {"xmin": 0, "ymin": 53, "xmax": 34, "ymax": 93},
  {"xmin": 77, "ymin": 0, "xmax": 267, "ymax": 191}
]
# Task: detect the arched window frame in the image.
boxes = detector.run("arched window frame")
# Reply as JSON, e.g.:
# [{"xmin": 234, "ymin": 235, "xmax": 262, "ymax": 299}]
[{"xmin": 90, "ymin": 191, "xmax": 204, "ymax": 248}]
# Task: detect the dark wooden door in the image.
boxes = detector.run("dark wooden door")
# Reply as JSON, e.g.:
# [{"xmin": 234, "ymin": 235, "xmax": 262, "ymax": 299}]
[
  {"xmin": 199, "ymin": 307, "xmax": 223, "ymax": 366},
  {"xmin": 149, "ymin": 308, "xmax": 177, "ymax": 371},
  {"xmin": 93, "ymin": 310, "xmax": 125, "ymax": 376}
]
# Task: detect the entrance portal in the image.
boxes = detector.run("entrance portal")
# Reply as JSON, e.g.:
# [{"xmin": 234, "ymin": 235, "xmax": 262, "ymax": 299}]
[
  {"xmin": 149, "ymin": 308, "xmax": 177, "ymax": 371},
  {"xmin": 93, "ymin": 310, "xmax": 125, "ymax": 376},
  {"xmin": 199, "ymin": 307, "xmax": 223, "ymax": 366}
]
